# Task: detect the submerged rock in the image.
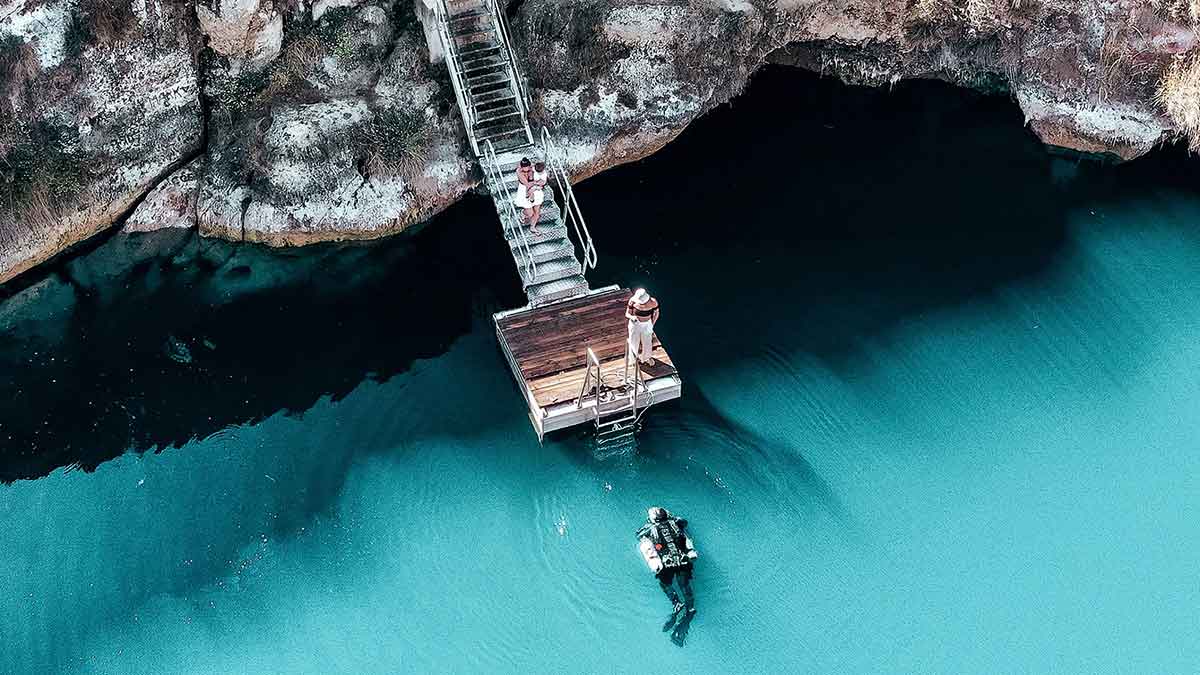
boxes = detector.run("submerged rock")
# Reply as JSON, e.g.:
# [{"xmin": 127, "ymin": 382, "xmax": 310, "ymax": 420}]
[{"xmin": 165, "ymin": 334, "xmax": 194, "ymax": 364}]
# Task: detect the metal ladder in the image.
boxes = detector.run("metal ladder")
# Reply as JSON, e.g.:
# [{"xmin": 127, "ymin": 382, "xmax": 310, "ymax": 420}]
[
  {"xmin": 578, "ymin": 339, "xmax": 653, "ymax": 451},
  {"xmin": 431, "ymin": 0, "xmax": 598, "ymax": 307}
]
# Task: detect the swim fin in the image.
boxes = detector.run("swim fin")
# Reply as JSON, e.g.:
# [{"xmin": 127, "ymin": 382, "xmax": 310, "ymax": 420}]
[
  {"xmin": 662, "ymin": 602, "xmax": 685, "ymax": 632},
  {"xmin": 670, "ymin": 609, "xmax": 694, "ymax": 646}
]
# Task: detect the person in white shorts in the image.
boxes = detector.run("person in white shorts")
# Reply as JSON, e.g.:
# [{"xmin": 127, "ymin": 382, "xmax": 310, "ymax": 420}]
[{"xmin": 625, "ymin": 288, "xmax": 659, "ymax": 366}]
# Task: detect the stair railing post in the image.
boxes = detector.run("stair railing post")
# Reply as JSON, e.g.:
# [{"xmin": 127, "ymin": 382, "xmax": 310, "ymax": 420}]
[
  {"xmin": 540, "ymin": 127, "xmax": 598, "ymax": 273},
  {"xmin": 433, "ymin": 0, "xmax": 479, "ymax": 155},
  {"xmin": 578, "ymin": 347, "xmax": 601, "ymax": 418},
  {"xmin": 483, "ymin": 0, "xmax": 533, "ymax": 143},
  {"xmin": 484, "ymin": 140, "xmax": 536, "ymax": 283}
]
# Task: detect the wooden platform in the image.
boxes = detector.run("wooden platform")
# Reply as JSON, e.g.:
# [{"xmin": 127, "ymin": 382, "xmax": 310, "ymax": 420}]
[{"xmin": 494, "ymin": 286, "xmax": 683, "ymax": 439}]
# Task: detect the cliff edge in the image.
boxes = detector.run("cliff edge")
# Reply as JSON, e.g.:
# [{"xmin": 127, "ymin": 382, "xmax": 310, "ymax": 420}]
[{"xmin": 2, "ymin": 0, "xmax": 1196, "ymax": 285}]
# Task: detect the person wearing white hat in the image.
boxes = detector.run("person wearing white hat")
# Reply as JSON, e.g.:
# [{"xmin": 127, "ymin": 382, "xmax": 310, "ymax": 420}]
[{"xmin": 625, "ymin": 288, "xmax": 659, "ymax": 366}]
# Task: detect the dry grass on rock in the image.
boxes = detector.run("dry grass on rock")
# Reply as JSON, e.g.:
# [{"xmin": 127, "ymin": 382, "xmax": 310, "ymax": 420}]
[
  {"xmin": 77, "ymin": 0, "xmax": 138, "ymax": 45},
  {"xmin": 349, "ymin": 108, "xmax": 431, "ymax": 179},
  {"xmin": 1158, "ymin": 54, "xmax": 1200, "ymax": 150},
  {"xmin": 1152, "ymin": 0, "xmax": 1200, "ymax": 24}
]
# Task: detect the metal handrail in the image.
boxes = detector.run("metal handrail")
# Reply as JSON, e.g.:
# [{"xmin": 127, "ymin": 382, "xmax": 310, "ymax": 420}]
[
  {"xmin": 577, "ymin": 347, "xmax": 602, "ymax": 416},
  {"xmin": 540, "ymin": 127, "xmax": 598, "ymax": 271},
  {"xmin": 483, "ymin": 140, "xmax": 537, "ymax": 283},
  {"xmin": 431, "ymin": 0, "xmax": 479, "ymax": 154},
  {"xmin": 483, "ymin": 0, "xmax": 533, "ymax": 144}
]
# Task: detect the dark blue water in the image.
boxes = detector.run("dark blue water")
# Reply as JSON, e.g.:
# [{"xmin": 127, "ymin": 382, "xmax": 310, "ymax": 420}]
[{"xmin": 2, "ymin": 68, "xmax": 1199, "ymax": 673}]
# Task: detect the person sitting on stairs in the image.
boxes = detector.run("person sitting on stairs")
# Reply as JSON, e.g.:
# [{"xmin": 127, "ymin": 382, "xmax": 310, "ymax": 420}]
[{"xmin": 513, "ymin": 159, "xmax": 548, "ymax": 234}]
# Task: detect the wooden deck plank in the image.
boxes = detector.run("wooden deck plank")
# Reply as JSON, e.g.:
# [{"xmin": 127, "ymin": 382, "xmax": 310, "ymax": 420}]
[
  {"xmin": 498, "ymin": 288, "xmax": 678, "ymax": 408},
  {"xmin": 528, "ymin": 346, "xmax": 673, "ymax": 407}
]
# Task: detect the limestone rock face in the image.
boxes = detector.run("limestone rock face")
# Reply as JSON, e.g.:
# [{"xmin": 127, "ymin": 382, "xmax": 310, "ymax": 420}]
[
  {"xmin": 196, "ymin": 0, "xmax": 284, "ymax": 71},
  {"xmin": 1, "ymin": 0, "xmax": 1197, "ymax": 286},
  {"xmin": 0, "ymin": 0, "xmax": 203, "ymax": 284},
  {"xmin": 514, "ymin": 0, "xmax": 780, "ymax": 179},
  {"xmin": 195, "ymin": 1, "xmax": 474, "ymax": 246},
  {"xmin": 124, "ymin": 161, "xmax": 202, "ymax": 233},
  {"xmin": 769, "ymin": 0, "xmax": 1193, "ymax": 160},
  {"xmin": 518, "ymin": 0, "xmax": 1195, "ymax": 176}
]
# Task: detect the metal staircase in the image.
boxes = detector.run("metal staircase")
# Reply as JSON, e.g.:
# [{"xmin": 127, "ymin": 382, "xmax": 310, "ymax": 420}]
[{"xmin": 431, "ymin": 0, "xmax": 596, "ymax": 307}]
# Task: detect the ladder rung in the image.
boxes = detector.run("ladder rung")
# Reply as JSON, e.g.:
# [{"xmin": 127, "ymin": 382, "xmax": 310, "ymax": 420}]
[{"xmin": 601, "ymin": 415, "xmax": 637, "ymax": 427}]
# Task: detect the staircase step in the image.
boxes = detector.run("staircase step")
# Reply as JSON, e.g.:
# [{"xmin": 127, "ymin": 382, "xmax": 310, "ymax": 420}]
[
  {"xmin": 475, "ymin": 98, "xmax": 518, "ymax": 116},
  {"xmin": 522, "ymin": 256, "xmax": 583, "ymax": 287},
  {"xmin": 467, "ymin": 70, "xmax": 509, "ymax": 87},
  {"xmin": 449, "ymin": 8, "xmax": 488, "ymax": 22},
  {"xmin": 462, "ymin": 58, "xmax": 507, "ymax": 75},
  {"xmin": 515, "ymin": 242, "xmax": 575, "ymax": 265},
  {"xmin": 458, "ymin": 43, "xmax": 503, "ymax": 59},
  {"xmin": 598, "ymin": 415, "xmax": 638, "ymax": 436},
  {"xmin": 452, "ymin": 24, "xmax": 493, "ymax": 38},
  {"xmin": 474, "ymin": 109, "xmax": 522, "ymax": 125},
  {"xmin": 471, "ymin": 89, "xmax": 517, "ymax": 108},
  {"xmin": 477, "ymin": 126, "xmax": 527, "ymax": 142},
  {"xmin": 469, "ymin": 81, "xmax": 511, "ymax": 98},
  {"xmin": 506, "ymin": 223, "xmax": 568, "ymax": 246},
  {"xmin": 514, "ymin": 239, "xmax": 576, "ymax": 264},
  {"xmin": 491, "ymin": 134, "xmax": 534, "ymax": 153},
  {"xmin": 527, "ymin": 275, "xmax": 590, "ymax": 307},
  {"xmin": 478, "ymin": 124, "xmax": 527, "ymax": 144}
]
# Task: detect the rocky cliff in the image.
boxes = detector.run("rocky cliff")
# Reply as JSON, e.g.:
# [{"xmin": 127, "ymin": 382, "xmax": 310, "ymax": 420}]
[{"xmin": 2, "ymin": 0, "xmax": 1197, "ymax": 285}]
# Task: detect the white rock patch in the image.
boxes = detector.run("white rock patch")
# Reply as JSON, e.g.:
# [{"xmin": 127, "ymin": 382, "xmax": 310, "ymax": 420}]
[{"xmin": 0, "ymin": 0, "xmax": 71, "ymax": 69}]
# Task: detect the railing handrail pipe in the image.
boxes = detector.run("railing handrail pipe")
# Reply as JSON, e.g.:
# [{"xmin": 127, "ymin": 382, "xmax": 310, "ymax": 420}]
[
  {"xmin": 431, "ymin": 0, "xmax": 479, "ymax": 152},
  {"xmin": 483, "ymin": 0, "xmax": 532, "ymax": 116},
  {"xmin": 484, "ymin": 140, "xmax": 537, "ymax": 282},
  {"xmin": 539, "ymin": 127, "xmax": 597, "ymax": 271},
  {"xmin": 578, "ymin": 347, "xmax": 601, "ymax": 413}
]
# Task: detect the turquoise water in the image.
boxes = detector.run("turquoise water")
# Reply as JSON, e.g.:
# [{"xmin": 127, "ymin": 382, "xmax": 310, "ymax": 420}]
[{"xmin": 3, "ymin": 69, "xmax": 1200, "ymax": 673}]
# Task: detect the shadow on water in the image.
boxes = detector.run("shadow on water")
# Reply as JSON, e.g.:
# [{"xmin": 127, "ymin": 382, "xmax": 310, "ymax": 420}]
[
  {"xmin": 631, "ymin": 387, "xmax": 855, "ymax": 531},
  {"xmin": 2, "ymin": 65, "xmax": 1196, "ymax": 483},
  {"xmin": 579, "ymin": 67, "xmax": 1195, "ymax": 376},
  {"xmin": 0, "ymin": 196, "xmax": 526, "ymax": 483},
  {"xmin": 553, "ymin": 66, "xmax": 1200, "ymax": 532},
  {"xmin": 576, "ymin": 65, "xmax": 1084, "ymax": 373}
]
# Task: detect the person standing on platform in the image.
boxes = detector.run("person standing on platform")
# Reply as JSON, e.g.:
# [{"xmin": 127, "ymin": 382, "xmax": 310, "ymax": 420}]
[{"xmin": 626, "ymin": 288, "xmax": 659, "ymax": 366}]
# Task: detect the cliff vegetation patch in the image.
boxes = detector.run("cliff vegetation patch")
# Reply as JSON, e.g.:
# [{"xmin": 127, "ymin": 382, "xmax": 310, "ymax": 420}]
[
  {"xmin": 75, "ymin": 0, "xmax": 137, "ymax": 46},
  {"xmin": 1159, "ymin": 53, "xmax": 1200, "ymax": 149},
  {"xmin": 517, "ymin": 0, "xmax": 631, "ymax": 94}
]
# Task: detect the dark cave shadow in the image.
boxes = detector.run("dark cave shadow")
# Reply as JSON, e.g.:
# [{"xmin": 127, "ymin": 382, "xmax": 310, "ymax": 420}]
[
  {"xmin": 575, "ymin": 66, "xmax": 1194, "ymax": 380},
  {"xmin": 3, "ymin": 66, "xmax": 1196, "ymax": 485},
  {"xmin": 0, "ymin": 195, "xmax": 528, "ymax": 483}
]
